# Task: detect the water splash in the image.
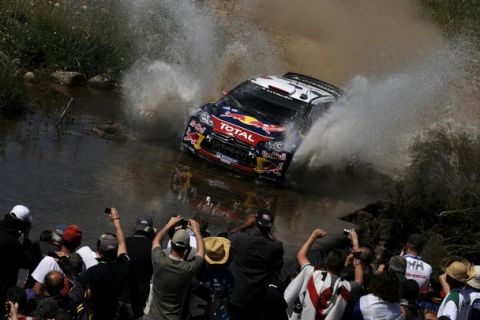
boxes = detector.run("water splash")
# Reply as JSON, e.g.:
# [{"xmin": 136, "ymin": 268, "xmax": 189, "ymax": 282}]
[{"xmin": 291, "ymin": 40, "xmax": 472, "ymax": 176}]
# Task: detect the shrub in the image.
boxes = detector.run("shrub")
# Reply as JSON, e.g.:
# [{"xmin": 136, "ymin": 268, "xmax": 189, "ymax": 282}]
[{"xmin": 0, "ymin": 52, "xmax": 26, "ymax": 116}]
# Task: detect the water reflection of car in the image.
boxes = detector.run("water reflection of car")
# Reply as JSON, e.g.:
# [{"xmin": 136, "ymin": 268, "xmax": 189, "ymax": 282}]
[
  {"xmin": 182, "ymin": 72, "xmax": 343, "ymax": 183},
  {"xmin": 171, "ymin": 164, "xmax": 276, "ymax": 224}
]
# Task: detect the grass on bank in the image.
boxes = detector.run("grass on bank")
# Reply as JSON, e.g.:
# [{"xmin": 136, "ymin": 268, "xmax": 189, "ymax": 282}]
[
  {"xmin": 0, "ymin": 0, "xmax": 133, "ymax": 78},
  {"xmin": 0, "ymin": 52, "xmax": 26, "ymax": 116}
]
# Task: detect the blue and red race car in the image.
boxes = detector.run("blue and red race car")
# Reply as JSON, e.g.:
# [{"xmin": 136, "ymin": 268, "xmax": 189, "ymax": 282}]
[{"xmin": 182, "ymin": 73, "xmax": 343, "ymax": 183}]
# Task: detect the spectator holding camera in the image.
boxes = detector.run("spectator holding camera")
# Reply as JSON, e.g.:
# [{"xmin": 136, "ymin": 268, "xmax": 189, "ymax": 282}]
[
  {"xmin": 145, "ymin": 216, "xmax": 205, "ymax": 320},
  {"xmin": 0, "ymin": 205, "xmax": 34, "ymax": 318},
  {"xmin": 79, "ymin": 207, "xmax": 129, "ymax": 320},
  {"xmin": 228, "ymin": 210, "xmax": 284, "ymax": 320}
]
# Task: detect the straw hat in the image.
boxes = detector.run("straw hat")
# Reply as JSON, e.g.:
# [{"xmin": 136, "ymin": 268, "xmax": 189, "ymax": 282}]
[
  {"xmin": 446, "ymin": 260, "xmax": 476, "ymax": 283},
  {"xmin": 204, "ymin": 237, "xmax": 230, "ymax": 265},
  {"xmin": 467, "ymin": 266, "xmax": 480, "ymax": 289}
]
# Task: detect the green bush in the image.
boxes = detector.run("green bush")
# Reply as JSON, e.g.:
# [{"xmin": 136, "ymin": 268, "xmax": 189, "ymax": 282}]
[
  {"xmin": 387, "ymin": 126, "xmax": 480, "ymax": 262},
  {"xmin": 0, "ymin": 0, "xmax": 134, "ymax": 77},
  {"xmin": 0, "ymin": 52, "xmax": 26, "ymax": 116}
]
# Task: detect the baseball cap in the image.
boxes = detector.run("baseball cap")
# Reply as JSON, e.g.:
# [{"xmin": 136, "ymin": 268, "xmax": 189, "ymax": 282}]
[
  {"xmin": 406, "ymin": 234, "xmax": 425, "ymax": 248},
  {"xmin": 172, "ymin": 229, "xmax": 190, "ymax": 249},
  {"xmin": 10, "ymin": 205, "xmax": 32, "ymax": 223},
  {"xmin": 97, "ymin": 233, "xmax": 119, "ymax": 252},
  {"xmin": 255, "ymin": 209, "xmax": 273, "ymax": 228},
  {"xmin": 467, "ymin": 266, "xmax": 480, "ymax": 289},
  {"xmin": 446, "ymin": 260, "xmax": 475, "ymax": 283},
  {"xmin": 135, "ymin": 216, "xmax": 153, "ymax": 232},
  {"xmin": 62, "ymin": 225, "xmax": 82, "ymax": 244}
]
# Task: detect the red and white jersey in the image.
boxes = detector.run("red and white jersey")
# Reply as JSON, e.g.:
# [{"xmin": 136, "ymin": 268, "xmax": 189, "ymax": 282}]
[{"xmin": 404, "ymin": 254, "xmax": 432, "ymax": 293}]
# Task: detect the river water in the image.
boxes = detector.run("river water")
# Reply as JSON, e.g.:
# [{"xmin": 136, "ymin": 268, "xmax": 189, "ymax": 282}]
[{"xmin": 0, "ymin": 84, "xmax": 388, "ymax": 263}]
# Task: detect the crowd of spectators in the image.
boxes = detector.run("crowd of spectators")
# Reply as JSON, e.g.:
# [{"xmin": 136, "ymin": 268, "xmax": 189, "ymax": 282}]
[{"xmin": 1, "ymin": 204, "xmax": 479, "ymax": 320}]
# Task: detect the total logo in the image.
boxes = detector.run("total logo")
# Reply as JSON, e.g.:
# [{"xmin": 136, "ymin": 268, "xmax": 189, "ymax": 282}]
[
  {"xmin": 223, "ymin": 111, "xmax": 284, "ymax": 134},
  {"xmin": 219, "ymin": 123, "xmax": 255, "ymax": 142}
]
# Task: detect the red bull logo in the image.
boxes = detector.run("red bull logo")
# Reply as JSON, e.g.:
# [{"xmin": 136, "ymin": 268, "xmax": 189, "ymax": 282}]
[
  {"xmin": 223, "ymin": 111, "xmax": 285, "ymax": 134},
  {"xmin": 183, "ymin": 128, "xmax": 199, "ymax": 145}
]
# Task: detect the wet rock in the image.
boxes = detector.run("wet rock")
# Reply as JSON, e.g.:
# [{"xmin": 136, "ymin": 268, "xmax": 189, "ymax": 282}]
[
  {"xmin": 23, "ymin": 71, "xmax": 36, "ymax": 82},
  {"xmin": 50, "ymin": 71, "xmax": 85, "ymax": 86},
  {"xmin": 87, "ymin": 74, "xmax": 114, "ymax": 89}
]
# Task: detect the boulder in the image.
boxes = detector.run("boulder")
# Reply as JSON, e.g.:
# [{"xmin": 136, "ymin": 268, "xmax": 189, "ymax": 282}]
[
  {"xmin": 50, "ymin": 71, "xmax": 85, "ymax": 86},
  {"xmin": 23, "ymin": 71, "xmax": 36, "ymax": 82},
  {"xmin": 87, "ymin": 74, "xmax": 114, "ymax": 89}
]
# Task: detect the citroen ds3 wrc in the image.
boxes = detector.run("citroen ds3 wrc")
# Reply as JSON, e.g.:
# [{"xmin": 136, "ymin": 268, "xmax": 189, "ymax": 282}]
[{"xmin": 182, "ymin": 72, "xmax": 343, "ymax": 183}]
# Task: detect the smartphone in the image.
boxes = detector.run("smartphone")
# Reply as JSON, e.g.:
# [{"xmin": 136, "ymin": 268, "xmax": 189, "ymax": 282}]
[
  {"xmin": 180, "ymin": 219, "xmax": 189, "ymax": 229},
  {"xmin": 105, "ymin": 208, "xmax": 111, "ymax": 214}
]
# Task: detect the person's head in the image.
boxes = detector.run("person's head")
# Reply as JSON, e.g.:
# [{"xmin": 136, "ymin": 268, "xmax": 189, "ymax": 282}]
[
  {"xmin": 5, "ymin": 205, "xmax": 32, "ymax": 236},
  {"xmin": 445, "ymin": 259, "xmax": 475, "ymax": 289},
  {"xmin": 255, "ymin": 209, "xmax": 274, "ymax": 236},
  {"xmin": 171, "ymin": 229, "xmax": 190, "ymax": 256},
  {"xmin": 96, "ymin": 233, "xmax": 119, "ymax": 261},
  {"xmin": 204, "ymin": 237, "xmax": 230, "ymax": 265},
  {"xmin": 389, "ymin": 255, "xmax": 407, "ymax": 274},
  {"xmin": 61, "ymin": 224, "xmax": 82, "ymax": 252},
  {"xmin": 44, "ymin": 271, "xmax": 64, "ymax": 296},
  {"xmin": 193, "ymin": 214, "xmax": 209, "ymax": 237},
  {"xmin": 35, "ymin": 298, "xmax": 60, "ymax": 320},
  {"xmin": 370, "ymin": 271, "xmax": 400, "ymax": 302},
  {"xmin": 401, "ymin": 279, "xmax": 419, "ymax": 302},
  {"xmin": 326, "ymin": 249, "xmax": 346, "ymax": 275},
  {"xmin": 135, "ymin": 216, "xmax": 154, "ymax": 237},
  {"xmin": 405, "ymin": 233, "xmax": 425, "ymax": 254},
  {"xmin": 467, "ymin": 265, "xmax": 480, "ymax": 290}
]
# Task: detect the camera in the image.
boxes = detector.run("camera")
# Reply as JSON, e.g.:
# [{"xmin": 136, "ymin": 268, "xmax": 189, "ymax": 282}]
[
  {"xmin": 179, "ymin": 219, "xmax": 189, "ymax": 229},
  {"xmin": 105, "ymin": 208, "xmax": 112, "ymax": 214},
  {"xmin": 343, "ymin": 228, "xmax": 351, "ymax": 235}
]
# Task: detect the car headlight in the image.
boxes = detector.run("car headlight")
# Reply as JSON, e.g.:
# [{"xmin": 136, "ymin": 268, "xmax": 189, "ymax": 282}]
[
  {"xmin": 265, "ymin": 140, "xmax": 285, "ymax": 151},
  {"xmin": 199, "ymin": 111, "xmax": 214, "ymax": 127}
]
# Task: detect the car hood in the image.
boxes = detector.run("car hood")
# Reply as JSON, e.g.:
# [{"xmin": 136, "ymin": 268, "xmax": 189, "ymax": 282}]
[{"xmin": 210, "ymin": 106, "xmax": 285, "ymax": 145}]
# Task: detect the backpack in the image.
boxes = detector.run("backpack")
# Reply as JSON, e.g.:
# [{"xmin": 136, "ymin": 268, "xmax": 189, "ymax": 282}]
[
  {"xmin": 285, "ymin": 266, "xmax": 351, "ymax": 320},
  {"xmin": 48, "ymin": 252, "xmax": 91, "ymax": 320}
]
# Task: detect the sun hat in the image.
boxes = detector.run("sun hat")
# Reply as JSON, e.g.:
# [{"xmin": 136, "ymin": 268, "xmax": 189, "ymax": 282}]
[
  {"xmin": 204, "ymin": 237, "xmax": 230, "ymax": 265},
  {"xmin": 172, "ymin": 229, "xmax": 190, "ymax": 249},
  {"xmin": 135, "ymin": 216, "xmax": 153, "ymax": 233},
  {"xmin": 62, "ymin": 225, "xmax": 83, "ymax": 244},
  {"xmin": 10, "ymin": 205, "xmax": 32, "ymax": 223},
  {"xmin": 445, "ymin": 260, "xmax": 476, "ymax": 283},
  {"xmin": 255, "ymin": 209, "xmax": 274, "ymax": 228},
  {"xmin": 467, "ymin": 265, "xmax": 480, "ymax": 289}
]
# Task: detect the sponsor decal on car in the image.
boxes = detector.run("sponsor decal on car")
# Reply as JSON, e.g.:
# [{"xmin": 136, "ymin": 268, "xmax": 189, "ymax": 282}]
[
  {"xmin": 189, "ymin": 119, "xmax": 206, "ymax": 134},
  {"xmin": 261, "ymin": 150, "xmax": 288, "ymax": 161},
  {"xmin": 223, "ymin": 111, "xmax": 285, "ymax": 134}
]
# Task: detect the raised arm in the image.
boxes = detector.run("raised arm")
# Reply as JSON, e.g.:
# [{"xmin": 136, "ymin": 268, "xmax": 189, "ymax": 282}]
[
  {"xmin": 189, "ymin": 219, "xmax": 205, "ymax": 259},
  {"xmin": 348, "ymin": 229, "xmax": 364, "ymax": 286},
  {"xmin": 229, "ymin": 213, "xmax": 256, "ymax": 234},
  {"xmin": 109, "ymin": 208, "xmax": 126, "ymax": 256},
  {"xmin": 153, "ymin": 216, "xmax": 183, "ymax": 249},
  {"xmin": 297, "ymin": 228, "xmax": 326, "ymax": 268}
]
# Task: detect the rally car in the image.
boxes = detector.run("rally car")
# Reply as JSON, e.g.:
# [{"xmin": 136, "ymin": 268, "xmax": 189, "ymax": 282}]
[{"xmin": 182, "ymin": 72, "xmax": 343, "ymax": 183}]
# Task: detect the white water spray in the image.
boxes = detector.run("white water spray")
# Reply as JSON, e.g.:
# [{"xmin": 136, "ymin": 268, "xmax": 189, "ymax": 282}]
[{"xmin": 292, "ymin": 41, "xmax": 471, "ymax": 176}]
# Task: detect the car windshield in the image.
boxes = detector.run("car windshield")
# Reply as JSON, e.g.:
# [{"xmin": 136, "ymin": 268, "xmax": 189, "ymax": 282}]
[{"xmin": 220, "ymin": 81, "xmax": 307, "ymax": 124}]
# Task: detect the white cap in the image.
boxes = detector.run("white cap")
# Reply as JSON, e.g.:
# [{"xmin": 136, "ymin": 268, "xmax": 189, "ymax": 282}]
[{"xmin": 10, "ymin": 205, "xmax": 32, "ymax": 223}]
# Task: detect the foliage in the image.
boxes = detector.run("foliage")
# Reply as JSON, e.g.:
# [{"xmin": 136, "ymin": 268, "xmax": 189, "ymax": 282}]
[
  {"xmin": 0, "ymin": 0, "xmax": 134, "ymax": 77},
  {"xmin": 420, "ymin": 0, "xmax": 480, "ymax": 39},
  {"xmin": 387, "ymin": 126, "xmax": 480, "ymax": 263},
  {"xmin": 0, "ymin": 52, "xmax": 26, "ymax": 116}
]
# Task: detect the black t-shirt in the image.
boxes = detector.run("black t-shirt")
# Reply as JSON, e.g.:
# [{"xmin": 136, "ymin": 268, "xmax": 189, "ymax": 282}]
[
  {"xmin": 125, "ymin": 234, "xmax": 153, "ymax": 314},
  {"xmin": 229, "ymin": 229, "xmax": 284, "ymax": 307},
  {"xmin": 80, "ymin": 253, "xmax": 130, "ymax": 320}
]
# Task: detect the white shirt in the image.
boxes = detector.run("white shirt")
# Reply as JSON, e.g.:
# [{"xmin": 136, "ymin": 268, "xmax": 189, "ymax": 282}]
[
  {"xmin": 404, "ymin": 255, "xmax": 432, "ymax": 293},
  {"xmin": 76, "ymin": 246, "xmax": 99, "ymax": 269},
  {"xmin": 437, "ymin": 289, "xmax": 470, "ymax": 320},
  {"xmin": 357, "ymin": 294, "xmax": 403, "ymax": 320},
  {"xmin": 31, "ymin": 256, "xmax": 62, "ymax": 284}
]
